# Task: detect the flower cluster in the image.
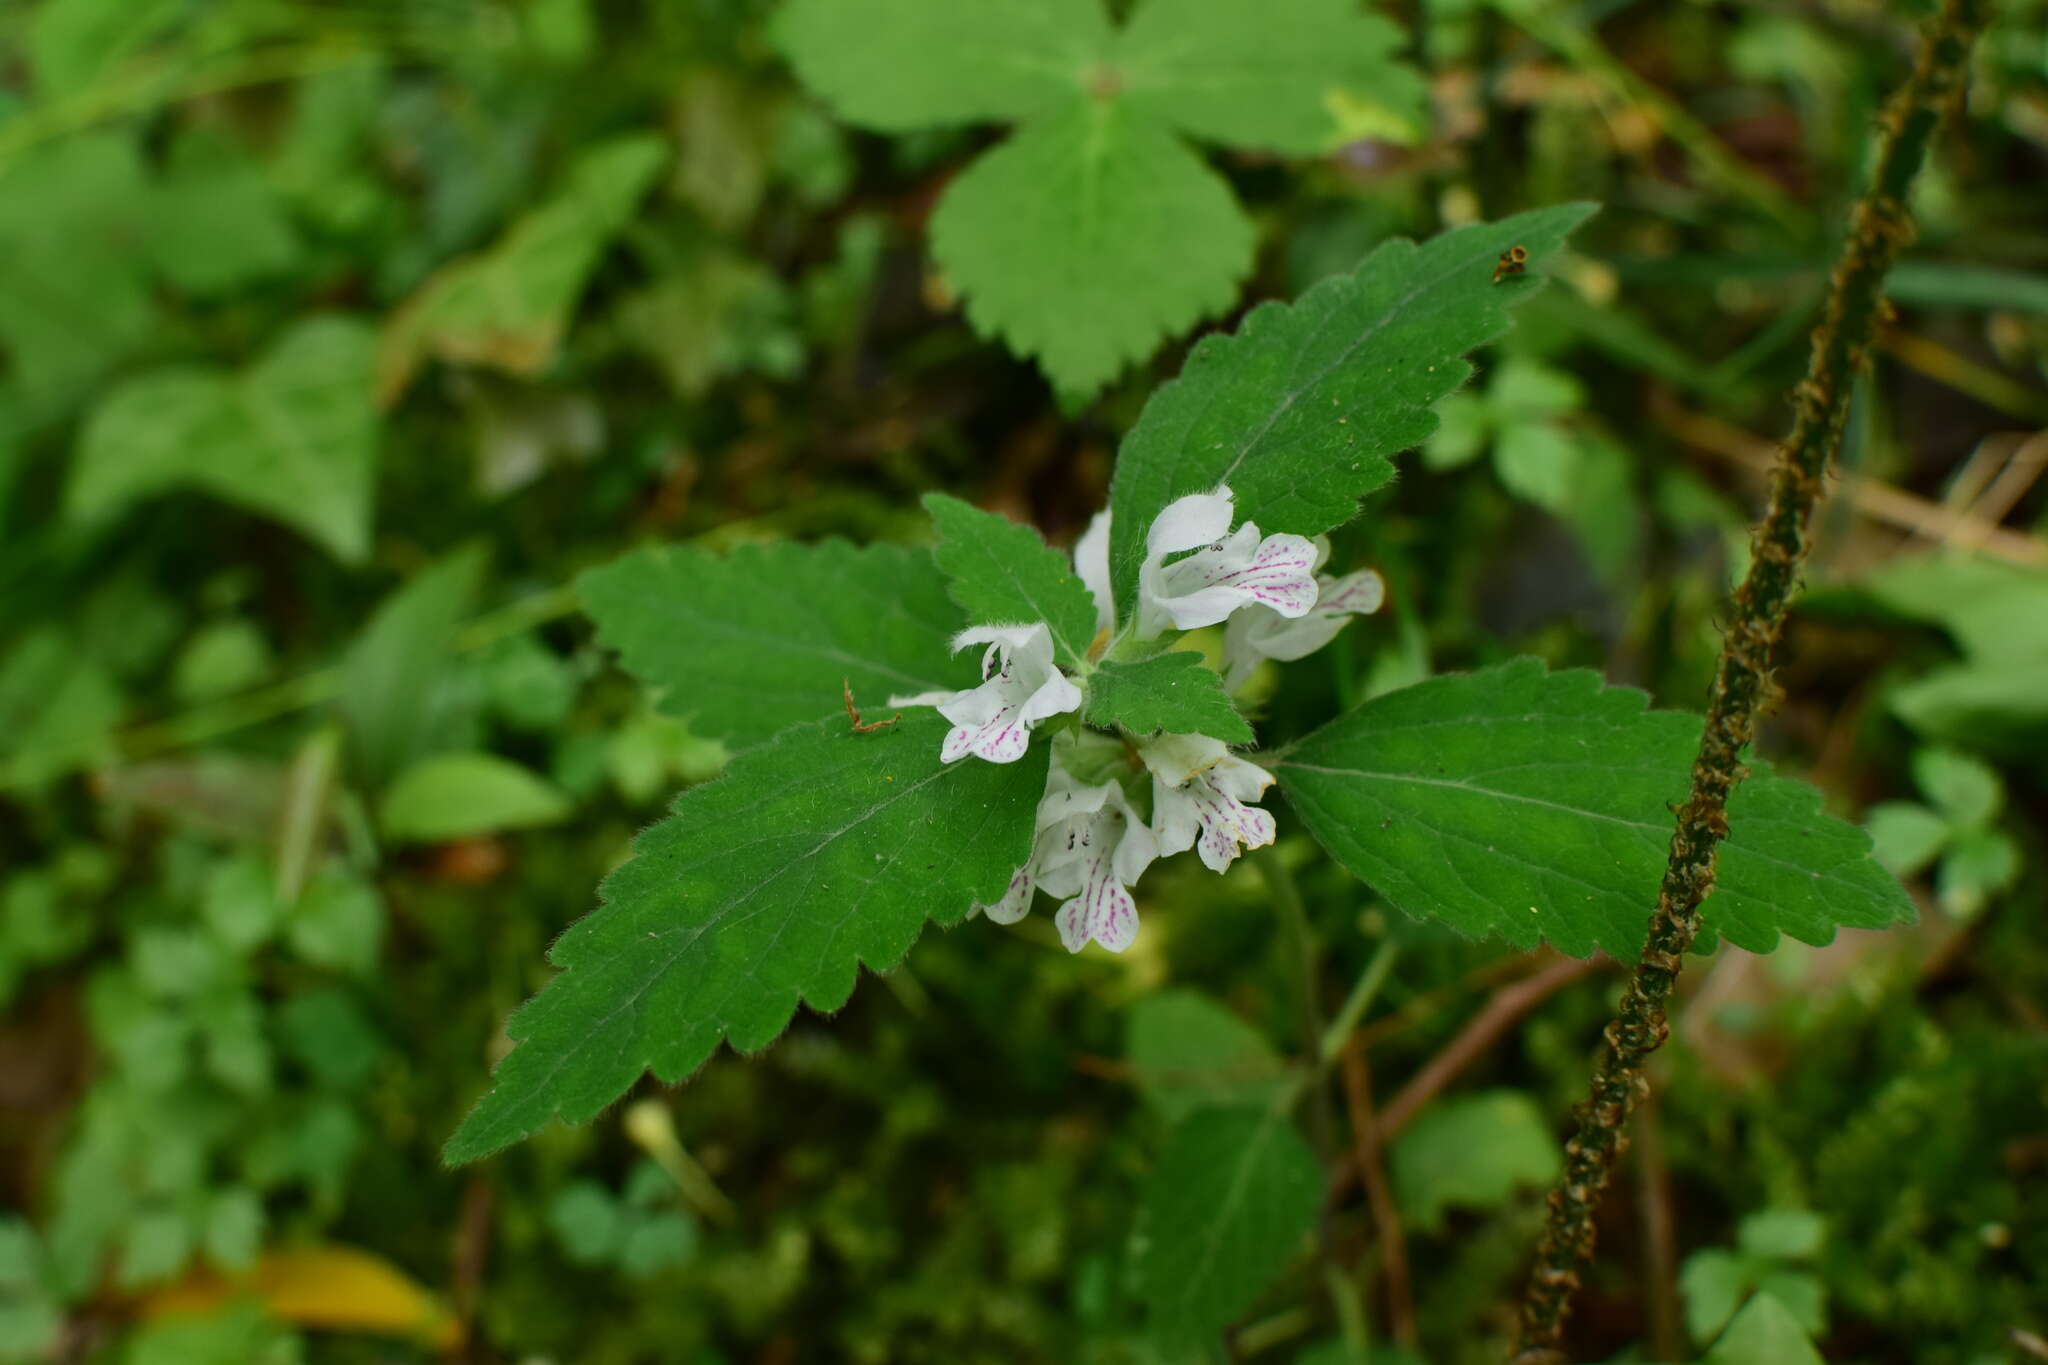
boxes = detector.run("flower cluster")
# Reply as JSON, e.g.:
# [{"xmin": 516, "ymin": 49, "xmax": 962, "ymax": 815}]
[{"xmin": 897, "ymin": 486, "xmax": 1383, "ymax": 952}]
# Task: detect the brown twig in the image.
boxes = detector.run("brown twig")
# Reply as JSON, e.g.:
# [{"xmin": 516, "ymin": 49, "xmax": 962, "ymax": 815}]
[
  {"xmin": 1634, "ymin": 1092, "xmax": 1682, "ymax": 1363},
  {"xmin": 1327, "ymin": 954, "xmax": 1606, "ymax": 1206},
  {"xmin": 1339, "ymin": 1039, "xmax": 1417, "ymax": 1349},
  {"xmin": 1662, "ymin": 403, "xmax": 2048, "ymax": 567},
  {"xmin": 452, "ymin": 1175, "xmax": 493, "ymax": 1351},
  {"xmin": 1513, "ymin": 0, "xmax": 1988, "ymax": 1353},
  {"xmin": 1381, "ymin": 956, "xmax": 1605, "ymax": 1137},
  {"xmin": 1955, "ymin": 429, "xmax": 2048, "ymax": 547},
  {"xmin": 1354, "ymin": 951, "xmax": 1541, "ymax": 1049}
]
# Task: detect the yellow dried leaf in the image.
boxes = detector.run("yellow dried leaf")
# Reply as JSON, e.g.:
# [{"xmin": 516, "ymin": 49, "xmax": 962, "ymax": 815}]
[{"xmin": 137, "ymin": 1244, "xmax": 461, "ymax": 1351}]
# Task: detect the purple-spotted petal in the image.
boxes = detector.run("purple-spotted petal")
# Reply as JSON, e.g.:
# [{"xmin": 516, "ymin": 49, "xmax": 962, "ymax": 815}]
[
  {"xmin": 1053, "ymin": 859, "xmax": 1141, "ymax": 953},
  {"xmin": 941, "ymin": 702, "xmax": 1030, "ymax": 763},
  {"xmin": 1143, "ymin": 734, "xmax": 1279, "ymax": 874},
  {"xmin": 1317, "ymin": 568, "xmax": 1385, "ymax": 616},
  {"xmin": 1192, "ymin": 796, "xmax": 1276, "ymax": 873},
  {"xmin": 1206, "ymin": 531, "xmax": 1320, "ymax": 616},
  {"xmin": 980, "ymin": 864, "xmax": 1036, "ymax": 924}
]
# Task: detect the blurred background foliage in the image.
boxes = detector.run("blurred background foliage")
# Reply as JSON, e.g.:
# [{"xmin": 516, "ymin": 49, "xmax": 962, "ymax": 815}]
[{"xmin": 0, "ymin": 0, "xmax": 2044, "ymax": 1362}]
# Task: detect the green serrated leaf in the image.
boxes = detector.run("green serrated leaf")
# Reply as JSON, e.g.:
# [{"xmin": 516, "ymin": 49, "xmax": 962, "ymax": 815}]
[
  {"xmin": 445, "ymin": 714, "xmax": 1045, "ymax": 1162},
  {"xmin": 1109, "ymin": 205, "xmax": 1596, "ymax": 621},
  {"xmin": 67, "ymin": 316, "xmax": 379, "ymax": 562},
  {"xmin": 1135, "ymin": 1104, "xmax": 1322, "ymax": 1352},
  {"xmin": 924, "ymin": 493, "xmax": 1098, "ymax": 668},
  {"xmin": 376, "ymin": 134, "xmax": 667, "ymax": 402},
  {"xmin": 1125, "ymin": 990, "xmax": 1292, "ymax": 1123},
  {"xmin": 378, "ymin": 752, "xmax": 573, "ymax": 843},
  {"xmin": 1275, "ymin": 659, "xmax": 1914, "ymax": 958},
  {"xmin": 1389, "ymin": 1089, "xmax": 1560, "ymax": 1231},
  {"xmin": 581, "ymin": 539, "xmax": 964, "ymax": 749},
  {"xmin": 1085, "ymin": 652, "xmax": 1252, "ymax": 742},
  {"xmin": 931, "ymin": 99, "xmax": 1254, "ymax": 398},
  {"xmin": 1115, "ymin": 0, "xmax": 1423, "ymax": 153},
  {"xmin": 773, "ymin": 0, "xmax": 1107, "ymax": 132}
]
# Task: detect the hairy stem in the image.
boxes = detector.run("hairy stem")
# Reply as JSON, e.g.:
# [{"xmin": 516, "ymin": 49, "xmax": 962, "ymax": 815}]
[{"xmin": 1512, "ymin": 0, "xmax": 1986, "ymax": 1355}]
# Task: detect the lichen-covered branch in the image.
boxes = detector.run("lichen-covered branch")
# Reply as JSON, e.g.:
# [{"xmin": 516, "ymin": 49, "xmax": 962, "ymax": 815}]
[{"xmin": 1512, "ymin": 0, "xmax": 1987, "ymax": 1355}]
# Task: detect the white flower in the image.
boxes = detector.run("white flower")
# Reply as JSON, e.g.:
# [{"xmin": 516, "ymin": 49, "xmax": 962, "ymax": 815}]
[
  {"xmin": 1221, "ymin": 545, "xmax": 1386, "ymax": 690},
  {"xmin": 1074, "ymin": 508, "xmax": 1114, "ymax": 637},
  {"xmin": 891, "ymin": 623, "xmax": 1081, "ymax": 764},
  {"xmin": 1136, "ymin": 486, "xmax": 1319, "ymax": 640},
  {"xmin": 1141, "ymin": 733, "xmax": 1277, "ymax": 874},
  {"xmin": 981, "ymin": 768, "xmax": 1157, "ymax": 953}
]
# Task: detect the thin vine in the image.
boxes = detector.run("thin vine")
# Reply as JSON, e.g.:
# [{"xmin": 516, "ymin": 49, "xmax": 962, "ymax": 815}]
[{"xmin": 1512, "ymin": 0, "xmax": 1989, "ymax": 1354}]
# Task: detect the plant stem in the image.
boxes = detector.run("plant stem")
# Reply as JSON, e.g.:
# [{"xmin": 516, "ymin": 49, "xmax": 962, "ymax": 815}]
[
  {"xmin": 1339, "ymin": 1038, "xmax": 1416, "ymax": 1349},
  {"xmin": 1261, "ymin": 849, "xmax": 1339, "ymax": 1163},
  {"xmin": 1326, "ymin": 954, "xmax": 1605, "ymax": 1206},
  {"xmin": 1512, "ymin": 0, "xmax": 1987, "ymax": 1355},
  {"xmin": 1319, "ymin": 937, "xmax": 1402, "ymax": 1070}
]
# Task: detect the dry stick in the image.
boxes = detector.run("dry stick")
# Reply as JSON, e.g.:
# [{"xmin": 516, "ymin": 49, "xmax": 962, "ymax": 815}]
[
  {"xmin": 1380, "ymin": 955, "xmax": 1604, "ymax": 1137},
  {"xmin": 1338, "ymin": 1039, "xmax": 1417, "ymax": 1349},
  {"xmin": 1511, "ymin": 0, "xmax": 1987, "ymax": 1357},
  {"xmin": 1634, "ymin": 1093, "xmax": 1682, "ymax": 1364},
  {"xmin": 1662, "ymin": 403, "xmax": 2048, "ymax": 567},
  {"xmin": 1957, "ymin": 428, "xmax": 2048, "ymax": 545},
  {"xmin": 1327, "ymin": 954, "xmax": 1605, "ymax": 1207}
]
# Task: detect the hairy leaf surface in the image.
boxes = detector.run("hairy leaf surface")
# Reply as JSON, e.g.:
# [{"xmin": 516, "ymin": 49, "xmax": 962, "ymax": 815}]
[
  {"xmin": 930, "ymin": 100, "xmax": 1254, "ymax": 398},
  {"xmin": 1135, "ymin": 1103, "xmax": 1321, "ymax": 1352},
  {"xmin": 774, "ymin": 0, "xmax": 1106, "ymax": 132},
  {"xmin": 445, "ymin": 715, "xmax": 1045, "ymax": 1162},
  {"xmin": 580, "ymin": 540, "xmax": 963, "ymax": 748},
  {"xmin": 1109, "ymin": 205, "xmax": 1596, "ymax": 620},
  {"xmin": 1085, "ymin": 652, "xmax": 1251, "ymax": 742},
  {"xmin": 924, "ymin": 493, "xmax": 1098, "ymax": 669},
  {"xmin": 1115, "ymin": 0, "xmax": 1424, "ymax": 153},
  {"xmin": 1276, "ymin": 659, "xmax": 1913, "ymax": 958}
]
